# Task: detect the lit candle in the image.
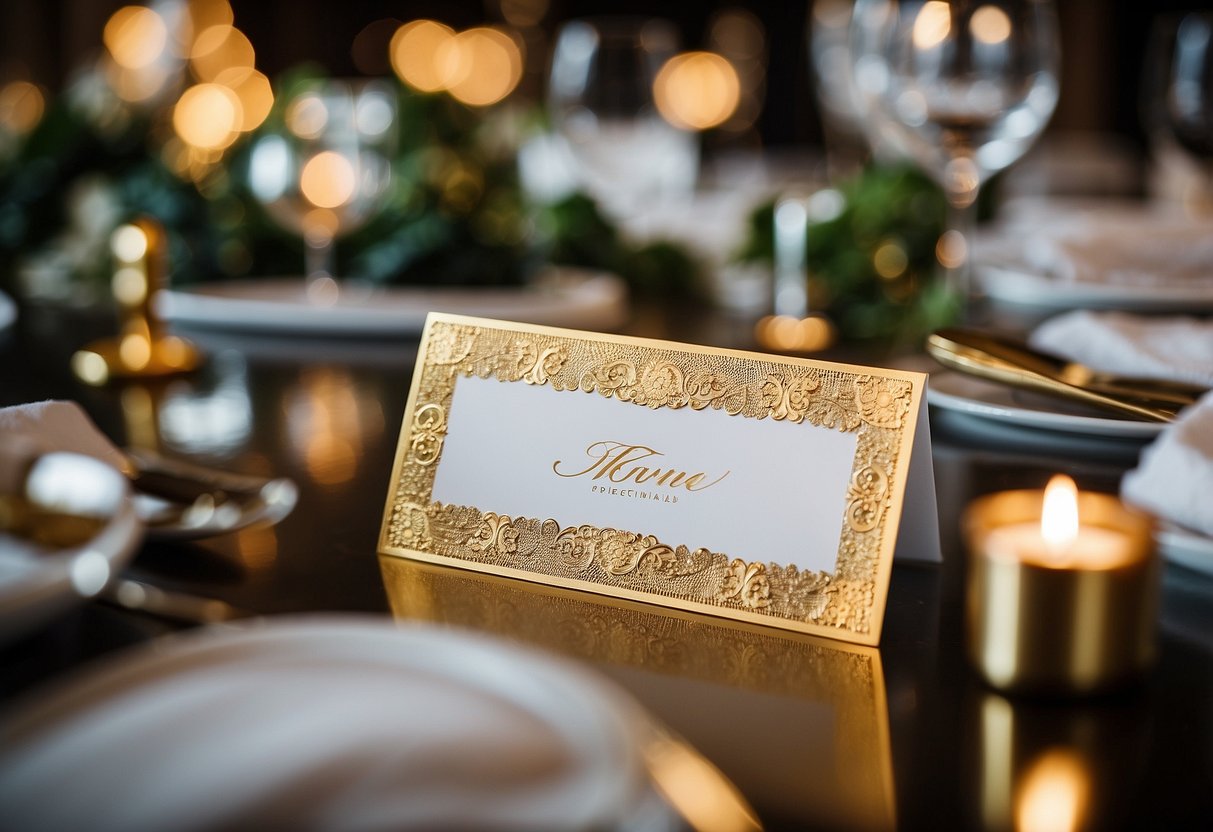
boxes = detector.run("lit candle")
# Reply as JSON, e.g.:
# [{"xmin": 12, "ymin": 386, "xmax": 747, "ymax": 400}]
[{"xmin": 964, "ymin": 475, "xmax": 1159, "ymax": 695}]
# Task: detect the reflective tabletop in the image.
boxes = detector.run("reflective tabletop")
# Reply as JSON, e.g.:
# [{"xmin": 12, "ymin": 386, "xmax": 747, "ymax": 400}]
[{"xmin": 2, "ymin": 302, "xmax": 1211, "ymax": 830}]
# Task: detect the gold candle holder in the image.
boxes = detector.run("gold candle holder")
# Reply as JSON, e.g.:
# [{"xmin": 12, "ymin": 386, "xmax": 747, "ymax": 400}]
[
  {"xmin": 72, "ymin": 217, "xmax": 202, "ymax": 385},
  {"xmin": 963, "ymin": 475, "xmax": 1158, "ymax": 696}
]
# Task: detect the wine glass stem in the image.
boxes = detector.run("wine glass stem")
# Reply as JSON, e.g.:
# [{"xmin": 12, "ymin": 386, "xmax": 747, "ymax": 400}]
[
  {"xmin": 944, "ymin": 193, "xmax": 977, "ymax": 301},
  {"xmin": 305, "ymin": 235, "xmax": 335, "ymax": 283}
]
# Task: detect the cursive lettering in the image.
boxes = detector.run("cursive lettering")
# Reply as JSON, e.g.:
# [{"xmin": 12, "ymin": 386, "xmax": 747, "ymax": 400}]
[{"xmin": 553, "ymin": 441, "xmax": 729, "ymax": 492}]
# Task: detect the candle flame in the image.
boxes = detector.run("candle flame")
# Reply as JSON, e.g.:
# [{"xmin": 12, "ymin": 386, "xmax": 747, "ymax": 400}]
[{"xmin": 1041, "ymin": 474, "xmax": 1079, "ymax": 554}]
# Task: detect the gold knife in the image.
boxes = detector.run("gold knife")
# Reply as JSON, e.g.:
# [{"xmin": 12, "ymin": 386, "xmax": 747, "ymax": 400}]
[{"xmin": 926, "ymin": 328, "xmax": 1206, "ymax": 423}]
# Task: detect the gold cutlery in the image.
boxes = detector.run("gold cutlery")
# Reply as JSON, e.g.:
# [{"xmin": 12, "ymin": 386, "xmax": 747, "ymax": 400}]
[{"xmin": 926, "ymin": 328, "xmax": 1207, "ymax": 423}]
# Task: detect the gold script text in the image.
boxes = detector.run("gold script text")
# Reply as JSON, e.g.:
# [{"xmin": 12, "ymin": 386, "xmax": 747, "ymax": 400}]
[{"xmin": 552, "ymin": 441, "xmax": 730, "ymax": 492}]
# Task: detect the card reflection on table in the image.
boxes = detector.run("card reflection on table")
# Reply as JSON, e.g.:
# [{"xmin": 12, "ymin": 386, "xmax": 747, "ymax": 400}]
[{"xmin": 380, "ymin": 557, "xmax": 895, "ymax": 830}]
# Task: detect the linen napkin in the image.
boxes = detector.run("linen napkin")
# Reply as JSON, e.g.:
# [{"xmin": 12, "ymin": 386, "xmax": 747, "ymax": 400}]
[
  {"xmin": 1003, "ymin": 205, "xmax": 1213, "ymax": 289},
  {"xmin": 0, "ymin": 404, "xmax": 141, "ymax": 644},
  {"xmin": 1028, "ymin": 312, "xmax": 1213, "ymax": 537},
  {"xmin": 1029, "ymin": 311, "xmax": 1213, "ymax": 388},
  {"xmin": 1121, "ymin": 391, "xmax": 1213, "ymax": 538},
  {"xmin": 0, "ymin": 400, "xmax": 128, "ymax": 471},
  {"xmin": 1029, "ymin": 221, "xmax": 1213, "ymax": 288},
  {"xmin": 0, "ymin": 616, "xmax": 674, "ymax": 832}
]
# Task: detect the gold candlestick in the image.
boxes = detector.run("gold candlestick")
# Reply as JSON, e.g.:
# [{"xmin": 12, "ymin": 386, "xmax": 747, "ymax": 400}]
[
  {"xmin": 72, "ymin": 218, "xmax": 202, "ymax": 385},
  {"xmin": 963, "ymin": 476, "xmax": 1159, "ymax": 696}
]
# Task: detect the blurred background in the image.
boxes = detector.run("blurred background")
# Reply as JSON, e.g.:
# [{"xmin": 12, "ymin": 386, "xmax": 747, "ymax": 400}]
[
  {"xmin": 3, "ymin": 0, "xmax": 1212, "ymax": 346},
  {"xmin": 5, "ymin": 0, "xmax": 1210, "ymax": 148}
]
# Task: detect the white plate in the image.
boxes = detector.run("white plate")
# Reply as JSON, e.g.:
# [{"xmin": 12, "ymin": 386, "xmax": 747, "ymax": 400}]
[
  {"xmin": 160, "ymin": 269, "xmax": 629, "ymax": 338},
  {"xmin": 1158, "ymin": 523, "xmax": 1213, "ymax": 578},
  {"xmin": 0, "ymin": 617, "xmax": 677, "ymax": 832},
  {"xmin": 928, "ymin": 371, "xmax": 1166, "ymax": 439},
  {"xmin": 0, "ymin": 453, "xmax": 143, "ymax": 645},
  {"xmin": 977, "ymin": 255, "xmax": 1213, "ymax": 313}
]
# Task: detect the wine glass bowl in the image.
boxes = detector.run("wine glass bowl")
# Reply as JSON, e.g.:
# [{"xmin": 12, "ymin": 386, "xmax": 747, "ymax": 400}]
[
  {"xmin": 1156, "ymin": 13, "xmax": 1213, "ymax": 177},
  {"xmin": 851, "ymin": 0, "xmax": 1060, "ymax": 297},
  {"xmin": 247, "ymin": 80, "xmax": 397, "ymax": 286},
  {"xmin": 548, "ymin": 18, "xmax": 698, "ymax": 219}
]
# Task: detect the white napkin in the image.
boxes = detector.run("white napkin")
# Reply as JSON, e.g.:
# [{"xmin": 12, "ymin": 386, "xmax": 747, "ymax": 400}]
[
  {"xmin": 0, "ymin": 400, "xmax": 128, "ymax": 471},
  {"xmin": 1010, "ymin": 207, "xmax": 1213, "ymax": 288},
  {"xmin": 1032, "ymin": 223, "xmax": 1213, "ymax": 288},
  {"xmin": 1029, "ymin": 311, "xmax": 1213, "ymax": 387},
  {"xmin": 1122, "ymin": 392, "xmax": 1213, "ymax": 538},
  {"xmin": 0, "ymin": 617, "xmax": 672, "ymax": 832}
]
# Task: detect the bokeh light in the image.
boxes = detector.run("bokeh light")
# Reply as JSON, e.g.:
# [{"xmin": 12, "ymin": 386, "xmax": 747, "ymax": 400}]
[
  {"xmin": 390, "ymin": 20, "xmax": 456, "ymax": 93},
  {"xmin": 215, "ymin": 67, "xmax": 273, "ymax": 131},
  {"xmin": 188, "ymin": 0, "xmax": 235, "ymax": 32},
  {"xmin": 0, "ymin": 81, "xmax": 46, "ymax": 134},
  {"xmin": 1015, "ymin": 749, "xmax": 1090, "ymax": 832},
  {"xmin": 439, "ymin": 27, "xmax": 524, "ymax": 107},
  {"xmin": 971, "ymin": 5, "xmax": 1013, "ymax": 45},
  {"xmin": 286, "ymin": 94, "xmax": 329, "ymax": 139},
  {"xmin": 936, "ymin": 229, "xmax": 968, "ymax": 269},
  {"xmin": 391, "ymin": 20, "xmax": 523, "ymax": 106},
  {"xmin": 104, "ymin": 6, "xmax": 169, "ymax": 69},
  {"xmin": 755, "ymin": 315, "xmax": 837, "ymax": 354},
  {"xmin": 190, "ymin": 24, "xmax": 255, "ymax": 82},
  {"xmin": 300, "ymin": 151, "xmax": 357, "ymax": 209},
  {"xmin": 173, "ymin": 83, "xmax": 242, "ymax": 150},
  {"xmin": 873, "ymin": 239, "xmax": 909, "ymax": 279},
  {"xmin": 913, "ymin": 1, "xmax": 953, "ymax": 50},
  {"xmin": 653, "ymin": 51, "xmax": 741, "ymax": 131}
]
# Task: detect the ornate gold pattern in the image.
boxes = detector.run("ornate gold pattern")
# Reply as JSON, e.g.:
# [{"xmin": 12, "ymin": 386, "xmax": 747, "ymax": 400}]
[
  {"xmin": 380, "ymin": 316, "xmax": 922, "ymax": 642},
  {"xmin": 408, "ymin": 403, "xmax": 447, "ymax": 466}
]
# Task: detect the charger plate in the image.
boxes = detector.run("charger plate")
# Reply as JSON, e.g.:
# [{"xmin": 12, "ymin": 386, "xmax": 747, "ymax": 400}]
[{"xmin": 160, "ymin": 269, "xmax": 628, "ymax": 338}]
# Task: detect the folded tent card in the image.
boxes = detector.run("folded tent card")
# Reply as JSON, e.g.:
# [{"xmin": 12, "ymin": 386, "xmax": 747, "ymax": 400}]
[{"xmin": 379, "ymin": 314, "xmax": 939, "ymax": 645}]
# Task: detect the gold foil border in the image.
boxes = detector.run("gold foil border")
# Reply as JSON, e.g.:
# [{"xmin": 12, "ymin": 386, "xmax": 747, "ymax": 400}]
[{"xmin": 381, "ymin": 318, "xmax": 917, "ymax": 639}]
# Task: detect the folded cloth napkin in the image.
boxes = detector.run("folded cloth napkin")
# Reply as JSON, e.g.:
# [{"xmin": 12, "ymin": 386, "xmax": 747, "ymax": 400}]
[
  {"xmin": 1005, "ymin": 204, "xmax": 1213, "ymax": 288},
  {"xmin": 1029, "ymin": 310, "xmax": 1213, "ymax": 387},
  {"xmin": 0, "ymin": 400, "xmax": 128, "ymax": 471},
  {"xmin": 1122, "ymin": 391, "xmax": 1213, "ymax": 538},
  {"xmin": 1029, "ymin": 221, "xmax": 1213, "ymax": 288},
  {"xmin": 0, "ymin": 617, "xmax": 673, "ymax": 832}
]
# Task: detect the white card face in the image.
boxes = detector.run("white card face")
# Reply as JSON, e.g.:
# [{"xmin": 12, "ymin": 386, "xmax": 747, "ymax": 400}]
[
  {"xmin": 432, "ymin": 375, "xmax": 859, "ymax": 574},
  {"xmin": 380, "ymin": 314, "xmax": 938, "ymax": 645}
]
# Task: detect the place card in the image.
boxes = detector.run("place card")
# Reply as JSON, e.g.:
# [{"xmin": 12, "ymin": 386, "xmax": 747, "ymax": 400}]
[{"xmin": 378, "ymin": 314, "xmax": 939, "ymax": 644}]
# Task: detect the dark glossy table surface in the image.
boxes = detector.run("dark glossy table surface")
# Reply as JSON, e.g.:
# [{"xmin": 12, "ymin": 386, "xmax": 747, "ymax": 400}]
[{"xmin": 2, "ymin": 301, "xmax": 1211, "ymax": 831}]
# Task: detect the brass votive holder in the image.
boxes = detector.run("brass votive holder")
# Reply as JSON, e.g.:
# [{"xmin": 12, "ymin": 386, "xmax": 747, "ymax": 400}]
[
  {"xmin": 963, "ymin": 486, "xmax": 1159, "ymax": 696},
  {"xmin": 72, "ymin": 217, "xmax": 201, "ymax": 386}
]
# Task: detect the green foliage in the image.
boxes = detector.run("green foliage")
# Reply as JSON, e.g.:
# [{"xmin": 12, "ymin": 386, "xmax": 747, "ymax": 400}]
[
  {"xmin": 0, "ymin": 68, "xmax": 702, "ymax": 299},
  {"xmin": 737, "ymin": 164, "xmax": 960, "ymax": 343}
]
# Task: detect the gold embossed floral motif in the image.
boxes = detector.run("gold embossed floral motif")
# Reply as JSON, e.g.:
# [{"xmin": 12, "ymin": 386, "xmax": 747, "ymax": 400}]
[
  {"xmin": 846, "ymin": 465, "xmax": 889, "ymax": 533},
  {"xmin": 856, "ymin": 375, "xmax": 912, "ymax": 428},
  {"xmin": 409, "ymin": 404, "xmax": 447, "ymax": 466}
]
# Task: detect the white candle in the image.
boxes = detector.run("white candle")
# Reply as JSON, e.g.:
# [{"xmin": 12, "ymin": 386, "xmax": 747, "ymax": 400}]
[{"xmin": 982, "ymin": 475, "xmax": 1137, "ymax": 569}]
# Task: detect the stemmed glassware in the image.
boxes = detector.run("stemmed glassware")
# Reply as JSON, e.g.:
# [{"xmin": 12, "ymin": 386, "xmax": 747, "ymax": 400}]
[
  {"xmin": 1144, "ymin": 12, "xmax": 1213, "ymax": 204},
  {"xmin": 850, "ymin": 0, "xmax": 1060, "ymax": 301},
  {"xmin": 548, "ymin": 18, "xmax": 698, "ymax": 221},
  {"xmin": 246, "ymin": 80, "xmax": 397, "ymax": 295}
]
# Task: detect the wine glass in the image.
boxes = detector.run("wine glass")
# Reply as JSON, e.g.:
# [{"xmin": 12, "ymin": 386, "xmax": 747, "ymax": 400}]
[
  {"xmin": 548, "ymin": 18, "xmax": 698, "ymax": 221},
  {"xmin": 247, "ymin": 80, "xmax": 396, "ymax": 297},
  {"xmin": 850, "ymin": 0, "xmax": 1060, "ymax": 301},
  {"xmin": 1144, "ymin": 12, "xmax": 1213, "ymax": 206}
]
